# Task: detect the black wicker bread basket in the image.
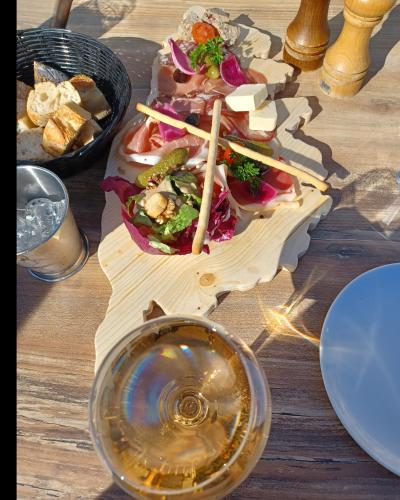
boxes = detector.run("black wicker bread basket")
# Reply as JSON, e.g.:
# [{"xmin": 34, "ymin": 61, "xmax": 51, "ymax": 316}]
[{"xmin": 17, "ymin": 28, "xmax": 132, "ymax": 177}]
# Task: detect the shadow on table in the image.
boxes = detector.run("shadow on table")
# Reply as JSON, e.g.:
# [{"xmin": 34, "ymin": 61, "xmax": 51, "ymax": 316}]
[
  {"xmin": 17, "ymin": 267, "xmax": 53, "ymax": 332},
  {"xmin": 96, "ymin": 483, "xmax": 130, "ymax": 499},
  {"xmin": 232, "ymin": 13, "xmax": 283, "ymax": 59},
  {"xmin": 364, "ymin": 4, "xmax": 400, "ymax": 88},
  {"xmin": 40, "ymin": 0, "xmax": 136, "ymax": 36},
  {"xmin": 39, "ymin": 0, "xmax": 161, "ymax": 92}
]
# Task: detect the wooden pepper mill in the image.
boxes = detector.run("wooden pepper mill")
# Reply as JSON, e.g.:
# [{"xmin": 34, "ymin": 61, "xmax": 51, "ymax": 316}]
[
  {"xmin": 319, "ymin": 0, "xmax": 396, "ymax": 98},
  {"xmin": 283, "ymin": 0, "xmax": 331, "ymax": 71}
]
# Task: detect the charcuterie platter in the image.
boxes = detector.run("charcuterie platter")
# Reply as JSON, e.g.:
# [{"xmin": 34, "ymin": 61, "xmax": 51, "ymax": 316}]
[{"xmin": 95, "ymin": 6, "xmax": 332, "ymax": 369}]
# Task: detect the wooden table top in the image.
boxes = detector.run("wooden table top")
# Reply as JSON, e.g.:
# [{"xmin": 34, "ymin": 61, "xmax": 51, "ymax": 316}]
[{"xmin": 17, "ymin": 1, "xmax": 400, "ymax": 498}]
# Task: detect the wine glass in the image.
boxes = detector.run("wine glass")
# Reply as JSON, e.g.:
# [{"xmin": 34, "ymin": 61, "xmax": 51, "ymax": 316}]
[{"xmin": 89, "ymin": 315, "xmax": 272, "ymax": 498}]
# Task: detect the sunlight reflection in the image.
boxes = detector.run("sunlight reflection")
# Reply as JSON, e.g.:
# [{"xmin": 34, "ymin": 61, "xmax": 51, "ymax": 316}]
[{"xmin": 255, "ymin": 266, "xmax": 328, "ymax": 350}]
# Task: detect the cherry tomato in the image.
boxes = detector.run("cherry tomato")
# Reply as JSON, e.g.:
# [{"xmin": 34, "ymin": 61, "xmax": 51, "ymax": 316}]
[
  {"xmin": 192, "ymin": 22, "xmax": 219, "ymax": 44},
  {"xmin": 221, "ymin": 147, "xmax": 234, "ymax": 165},
  {"xmin": 263, "ymin": 167, "xmax": 293, "ymax": 191}
]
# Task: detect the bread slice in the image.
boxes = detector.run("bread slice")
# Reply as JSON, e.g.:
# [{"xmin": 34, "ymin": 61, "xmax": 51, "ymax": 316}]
[
  {"xmin": 17, "ymin": 115, "xmax": 36, "ymax": 134},
  {"xmin": 17, "ymin": 128, "xmax": 55, "ymax": 162},
  {"xmin": 27, "ymin": 82, "xmax": 59, "ymax": 126},
  {"xmin": 69, "ymin": 74, "xmax": 111, "ymax": 120},
  {"xmin": 57, "ymin": 81, "xmax": 82, "ymax": 108},
  {"xmin": 75, "ymin": 118, "xmax": 102, "ymax": 147},
  {"xmin": 42, "ymin": 102, "xmax": 91, "ymax": 156}
]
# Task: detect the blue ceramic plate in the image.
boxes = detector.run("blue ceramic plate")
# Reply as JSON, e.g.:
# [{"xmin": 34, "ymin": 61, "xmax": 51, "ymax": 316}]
[{"xmin": 320, "ymin": 263, "xmax": 400, "ymax": 476}]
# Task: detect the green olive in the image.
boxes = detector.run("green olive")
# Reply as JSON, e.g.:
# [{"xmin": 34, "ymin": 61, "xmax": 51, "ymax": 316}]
[{"xmin": 205, "ymin": 64, "xmax": 220, "ymax": 79}]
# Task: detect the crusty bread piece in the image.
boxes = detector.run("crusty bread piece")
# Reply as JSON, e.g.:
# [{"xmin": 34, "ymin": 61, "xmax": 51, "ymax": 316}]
[
  {"xmin": 17, "ymin": 115, "xmax": 36, "ymax": 134},
  {"xmin": 26, "ymin": 82, "xmax": 59, "ymax": 126},
  {"xmin": 69, "ymin": 74, "xmax": 111, "ymax": 120},
  {"xmin": 69, "ymin": 74, "xmax": 96, "ymax": 92},
  {"xmin": 33, "ymin": 60, "xmax": 69, "ymax": 84},
  {"xmin": 57, "ymin": 81, "xmax": 82, "ymax": 108},
  {"xmin": 75, "ymin": 118, "xmax": 102, "ymax": 147},
  {"xmin": 17, "ymin": 128, "xmax": 55, "ymax": 162},
  {"xmin": 42, "ymin": 102, "xmax": 91, "ymax": 156}
]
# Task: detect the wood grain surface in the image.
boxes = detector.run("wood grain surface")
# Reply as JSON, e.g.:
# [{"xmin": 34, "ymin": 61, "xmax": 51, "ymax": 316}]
[{"xmin": 17, "ymin": 1, "xmax": 400, "ymax": 498}]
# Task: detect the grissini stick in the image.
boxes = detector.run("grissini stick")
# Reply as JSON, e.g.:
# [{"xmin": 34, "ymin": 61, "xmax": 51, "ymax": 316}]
[
  {"xmin": 136, "ymin": 103, "xmax": 329, "ymax": 192},
  {"xmin": 192, "ymin": 99, "xmax": 222, "ymax": 255}
]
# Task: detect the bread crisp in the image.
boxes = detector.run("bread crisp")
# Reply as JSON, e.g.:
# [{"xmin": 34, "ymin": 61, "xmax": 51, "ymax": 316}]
[
  {"xmin": 17, "ymin": 115, "xmax": 36, "ymax": 134},
  {"xmin": 57, "ymin": 81, "xmax": 82, "ymax": 108},
  {"xmin": 69, "ymin": 74, "xmax": 111, "ymax": 120},
  {"xmin": 17, "ymin": 128, "xmax": 55, "ymax": 162},
  {"xmin": 27, "ymin": 82, "xmax": 59, "ymax": 126},
  {"xmin": 42, "ymin": 102, "xmax": 91, "ymax": 156},
  {"xmin": 75, "ymin": 119, "xmax": 103, "ymax": 147}
]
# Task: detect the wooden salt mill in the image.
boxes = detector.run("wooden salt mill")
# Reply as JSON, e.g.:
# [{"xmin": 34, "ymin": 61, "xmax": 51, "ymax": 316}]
[
  {"xmin": 319, "ymin": 0, "xmax": 396, "ymax": 98},
  {"xmin": 283, "ymin": 0, "xmax": 331, "ymax": 71}
]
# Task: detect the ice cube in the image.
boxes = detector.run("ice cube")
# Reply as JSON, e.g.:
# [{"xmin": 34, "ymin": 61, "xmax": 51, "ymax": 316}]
[{"xmin": 16, "ymin": 198, "xmax": 66, "ymax": 253}]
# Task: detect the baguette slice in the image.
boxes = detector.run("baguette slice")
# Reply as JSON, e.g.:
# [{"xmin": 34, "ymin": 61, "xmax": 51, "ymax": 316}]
[
  {"xmin": 69, "ymin": 75, "xmax": 111, "ymax": 120},
  {"xmin": 75, "ymin": 119, "xmax": 103, "ymax": 147},
  {"xmin": 42, "ymin": 102, "xmax": 91, "ymax": 156},
  {"xmin": 57, "ymin": 80, "xmax": 82, "ymax": 108},
  {"xmin": 27, "ymin": 82, "xmax": 59, "ymax": 126},
  {"xmin": 17, "ymin": 128, "xmax": 55, "ymax": 162},
  {"xmin": 17, "ymin": 115, "xmax": 36, "ymax": 134}
]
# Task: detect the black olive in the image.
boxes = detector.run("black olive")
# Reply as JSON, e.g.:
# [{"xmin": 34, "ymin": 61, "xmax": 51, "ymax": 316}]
[
  {"xmin": 173, "ymin": 69, "xmax": 191, "ymax": 83},
  {"xmin": 185, "ymin": 113, "xmax": 200, "ymax": 126}
]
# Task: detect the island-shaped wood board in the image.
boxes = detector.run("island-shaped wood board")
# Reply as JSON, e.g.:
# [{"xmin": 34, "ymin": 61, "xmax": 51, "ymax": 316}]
[{"xmin": 95, "ymin": 94, "xmax": 332, "ymax": 370}]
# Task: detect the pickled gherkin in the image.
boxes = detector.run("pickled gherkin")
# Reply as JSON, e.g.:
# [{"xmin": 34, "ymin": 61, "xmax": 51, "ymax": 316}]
[
  {"xmin": 135, "ymin": 148, "xmax": 189, "ymax": 188},
  {"xmin": 224, "ymin": 136, "xmax": 274, "ymax": 156}
]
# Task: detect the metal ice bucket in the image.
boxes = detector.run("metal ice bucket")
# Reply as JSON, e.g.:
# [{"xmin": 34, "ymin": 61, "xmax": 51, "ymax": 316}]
[{"xmin": 16, "ymin": 165, "xmax": 89, "ymax": 282}]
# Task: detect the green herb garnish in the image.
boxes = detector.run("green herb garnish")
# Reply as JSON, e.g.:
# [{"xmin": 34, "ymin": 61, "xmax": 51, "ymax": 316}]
[
  {"xmin": 229, "ymin": 158, "xmax": 260, "ymax": 182},
  {"xmin": 189, "ymin": 36, "xmax": 224, "ymax": 70},
  {"xmin": 223, "ymin": 152, "xmax": 262, "ymax": 193}
]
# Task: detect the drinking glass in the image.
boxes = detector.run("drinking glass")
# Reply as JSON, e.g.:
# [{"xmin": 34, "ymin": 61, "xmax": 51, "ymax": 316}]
[
  {"xmin": 89, "ymin": 315, "xmax": 271, "ymax": 499},
  {"xmin": 17, "ymin": 165, "xmax": 89, "ymax": 282}
]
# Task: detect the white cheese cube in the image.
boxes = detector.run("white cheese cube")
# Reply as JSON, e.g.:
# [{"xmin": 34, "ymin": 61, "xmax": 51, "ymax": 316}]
[
  {"xmin": 249, "ymin": 101, "xmax": 277, "ymax": 131},
  {"xmin": 225, "ymin": 84, "xmax": 268, "ymax": 112}
]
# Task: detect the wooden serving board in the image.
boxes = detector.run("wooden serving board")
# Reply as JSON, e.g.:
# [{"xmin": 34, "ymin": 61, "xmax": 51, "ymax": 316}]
[{"xmin": 95, "ymin": 94, "xmax": 332, "ymax": 370}]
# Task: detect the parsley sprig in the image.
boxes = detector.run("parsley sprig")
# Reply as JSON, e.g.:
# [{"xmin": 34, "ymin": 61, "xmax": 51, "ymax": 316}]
[
  {"xmin": 189, "ymin": 36, "xmax": 224, "ymax": 70},
  {"xmin": 223, "ymin": 152, "xmax": 262, "ymax": 192}
]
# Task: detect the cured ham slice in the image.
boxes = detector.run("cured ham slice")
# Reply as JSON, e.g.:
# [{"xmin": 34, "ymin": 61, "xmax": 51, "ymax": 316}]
[
  {"xmin": 122, "ymin": 132, "xmax": 206, "ymax": 166},
  {"xmin": 158, "ymin": 65, "xmax": 208, "ymax": 97}
]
